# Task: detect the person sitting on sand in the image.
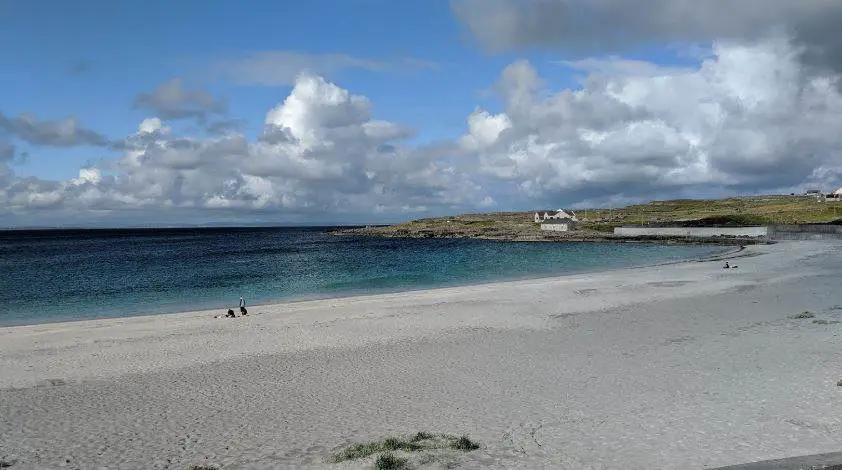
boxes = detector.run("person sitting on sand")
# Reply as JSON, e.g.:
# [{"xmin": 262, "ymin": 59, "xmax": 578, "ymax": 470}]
[
  {"xmin": 723, "ymin": 262, "xmax": 730, "ymax": 269},
  {"xmin": 226, "ymin": 308, "xmax": 236, "ymax": 318}
]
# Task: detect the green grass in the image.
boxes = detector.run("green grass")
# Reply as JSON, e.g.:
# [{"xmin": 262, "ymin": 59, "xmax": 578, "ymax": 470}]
[
  {"xmin": 411, "ymin": 431, "xmax": 434, "ymax": 442},
  {"xmin": 329, "ymin": 432, "xmax": 481, "ymax": 465},
  {"xmin": 374, "ymin": 453, "xmax": 409, "ymax": 470},
  {"xmin": 450, "ymin": 435, "xmax": 481, "ymax": 451},
  {"xmin": 341, "ymin": 195, "xmax": 842, "ymax": 240}
]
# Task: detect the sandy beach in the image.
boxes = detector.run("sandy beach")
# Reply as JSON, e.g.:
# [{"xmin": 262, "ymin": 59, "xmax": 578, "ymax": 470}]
[{"xmin": 2, "ymin": 241, "xmax": 842, "ymax": 469}]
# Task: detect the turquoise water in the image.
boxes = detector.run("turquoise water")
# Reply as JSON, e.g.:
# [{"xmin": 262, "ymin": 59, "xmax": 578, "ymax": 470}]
[{"xmin": 0, "ymin": 227, "xmax": 727, "ymax": 326}]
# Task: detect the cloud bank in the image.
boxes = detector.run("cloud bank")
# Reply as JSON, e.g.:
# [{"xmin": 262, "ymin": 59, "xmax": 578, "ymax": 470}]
[
  {"xmin": 4, "ymin": 6, "xmax": 842, "ymax": 226},
  {"xmin": 452, "ymin": 0, "xmax": 842, "ymax": 71},
  {"xmin": 2, "ymin": 74, "xmax": 483, "ymax": 226}
]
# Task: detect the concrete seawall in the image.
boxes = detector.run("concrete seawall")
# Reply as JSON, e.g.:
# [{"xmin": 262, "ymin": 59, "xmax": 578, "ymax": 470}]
[
  {"xmin": 613, "ymin": 226, "xmax": 769, "ymax": 238},
  {"xmin": 769, "ymin": 225, "xmax": 842, "ymax": 241},
  {"xmin": 613, "ymin": 225, "xmax": 842, "ymax": 241}
]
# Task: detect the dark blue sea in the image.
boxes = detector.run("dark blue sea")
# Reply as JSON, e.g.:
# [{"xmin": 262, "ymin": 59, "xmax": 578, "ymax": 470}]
[{"xmin": 0, "ymin": 227, "xmax": 727, "ymax": 326}]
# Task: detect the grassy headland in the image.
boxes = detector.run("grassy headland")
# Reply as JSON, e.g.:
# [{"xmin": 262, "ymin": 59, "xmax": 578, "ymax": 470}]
[{"xmin": 332, "ymin": 195, "xmax": 842, "ymax": 242}]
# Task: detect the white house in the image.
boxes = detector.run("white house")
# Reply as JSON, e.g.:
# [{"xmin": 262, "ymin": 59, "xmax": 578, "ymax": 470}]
[
  {"xmin": 540, "ymin": 218, "xmax": 576, "ymax": 232},
  {"xmin": 534, "ymin": 209, "xmax": 578, "ymax": 223}
]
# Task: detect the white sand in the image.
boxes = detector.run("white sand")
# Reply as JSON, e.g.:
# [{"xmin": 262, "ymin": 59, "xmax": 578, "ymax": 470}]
[{"xmin": 2, "ymin": 241, "xmax": 842, "ymax": 469}]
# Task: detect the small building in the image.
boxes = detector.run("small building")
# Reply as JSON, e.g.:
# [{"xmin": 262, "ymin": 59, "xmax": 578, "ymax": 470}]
[
  {"xmin": 806, "ymin": 189, "xmax": 825, "ymax": 201},
  {"xmin": 540, "ymin": 218, "xmax": 576, "ymax": 232},
  {"xmin": 534, "ymin": 209, "xmax": 578, "ymax": 223}
]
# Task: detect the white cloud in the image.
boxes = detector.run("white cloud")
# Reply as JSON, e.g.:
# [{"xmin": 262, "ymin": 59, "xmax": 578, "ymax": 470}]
[
  {"xmin": 5, "ymin": 37, "xmax": 842, "ymax": 227},
  {"xmin": 133, "ymin": 78, "xmax": 226, "ymax": 121},
  {"xmin": 462, "ymin": 37, "xmax": 842, "ymax": 204},
  {"xmin": 0, "ymin": 73, "xmax": 481, "ymax": 226}
]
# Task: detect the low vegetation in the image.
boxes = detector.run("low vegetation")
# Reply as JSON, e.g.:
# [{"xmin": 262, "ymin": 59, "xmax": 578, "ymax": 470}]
[
  {"xmin": 374, "ymin": 453, "xmax": 410, "ymax": 470},
  {"xmin": 329, "ymin": 432, "xmax": 481, "ymax": 468},
  {"xmin": 449, "ymin": 436, "xmax": 480, "ymax": 451},
  {"xmin": 333, "ymin": 195, "xmax": 842, "ymax": 241},
  {"xmin": 0, "ymin": 459, "xmax": 14, "ymax": 468},
  {"xmin": 792, "ymin": 311, "xmax": 816, "ymax": 319},
  {"xmin": 188, "ymin": 465, "xmax": 218, "ymax": 470}
]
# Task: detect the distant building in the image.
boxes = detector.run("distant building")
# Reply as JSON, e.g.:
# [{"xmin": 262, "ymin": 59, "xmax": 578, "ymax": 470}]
[
  {"xmin": 534, "ymin": 209, "xmax": 578, "ymax": 223},
  {"xmin": 806, "ymin": 188, "xmax": 825, "ymax": 201},
  {"xmin": 540, "ymin": 218, "xmax": 577, "ymax": 232}
]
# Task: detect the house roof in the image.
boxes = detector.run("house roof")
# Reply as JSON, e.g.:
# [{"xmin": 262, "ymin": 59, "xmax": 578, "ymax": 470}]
[{"xmin": 535, "ymin": 209, "xmax": 577, "ymax": 215}]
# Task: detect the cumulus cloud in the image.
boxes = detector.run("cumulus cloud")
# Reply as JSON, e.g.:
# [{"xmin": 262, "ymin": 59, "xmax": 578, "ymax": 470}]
[
  {"xmin": 459, "ymin": 37, "xmax": 842, "ymax": 206},
  {"xmin": 7, "ymin": 32, "xmax": 842, "ymax": 227},
  {"xmin": 214, "ymin": 51, "xmax": 437, "ymax": 86},
  {"xmin": 453, "ymin": 0, "xmax": 842, "ymax": 68},
  {"xmin": 0, "ymin": 112, "xmax": 108, "ymax": 147},
  {"xmin": 0, "ymin": 74, "xmax": 485, "ymax": 226},
  {"xmin": 134, "ymin": 78, "xmax": 227, "ymax": 121}
]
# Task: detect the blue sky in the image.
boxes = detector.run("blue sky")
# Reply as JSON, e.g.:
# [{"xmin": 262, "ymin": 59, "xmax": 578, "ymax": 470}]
[
  {"xmin": 4, "ymin": 0, "xmax": 489, "ymax": 178},
  {"xmin": 1, "ymin": 1, "xmax": 841, "ymax": 227},
  {"xmin": 0, "ymin": 0, "xmax": 672, "ymax": 180}
]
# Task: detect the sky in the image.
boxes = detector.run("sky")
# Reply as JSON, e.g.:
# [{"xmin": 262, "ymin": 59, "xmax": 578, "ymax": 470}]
[{"xmin": 2, "ymin": 0, "xmax": 842, "ymax": 227}]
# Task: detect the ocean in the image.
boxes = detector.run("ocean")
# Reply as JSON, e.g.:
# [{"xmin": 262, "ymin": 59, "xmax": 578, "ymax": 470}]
[{"xmin": 0, "ymin": 227, "xmax": 727, "ymax": 326}]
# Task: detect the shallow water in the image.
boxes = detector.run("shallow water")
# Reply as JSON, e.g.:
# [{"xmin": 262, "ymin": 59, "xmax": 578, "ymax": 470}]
[{"xmin": 0, "ymin": 227, "xmax": 726, "ymax": 325}]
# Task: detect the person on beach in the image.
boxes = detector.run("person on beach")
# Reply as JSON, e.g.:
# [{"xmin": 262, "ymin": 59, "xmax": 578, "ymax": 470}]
[
  {"xmin": 724, "ymin": 262, "xmax": 730, "ymax": 269},
  {"xmin": 226, "ymin": 309, "xmax": 236, "ymax": 318},
  {"xmin": 239, "ymin": 296, "xmax": 248, "ymax": 315}
]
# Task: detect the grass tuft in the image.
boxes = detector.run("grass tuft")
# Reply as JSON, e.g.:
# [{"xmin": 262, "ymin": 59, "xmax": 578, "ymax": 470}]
[
  {"xmin": 411, "ymin": 431, "xmax": 434, "ymax": 442},
  {"xmin": 0, "ymin": 459, "xmax": 14, "ymax": 468},
  {"xmin": 330, "ymin": 442, "xmax": 382, "ymax": 462},
  {"xmin": 792, "ymin": 311, "xmax": 816, "ymax": 319},
  {"xmin": 330, "ymin": 432, "xmax": 481, "ymax": 465},
  {"xmin": 450, "ymin": 435, "xmax": 481, "ymax": 451},
  {"xmin": 189, "ymin": 466, "xmax": 218, "ymax": 470},
  {"xmin": 374, "ymin": 453, "xmax": 409, "ymax": 470},
  {"xmin": 382, "ymin": 437, "xmax": 421, "ymax": 452}
]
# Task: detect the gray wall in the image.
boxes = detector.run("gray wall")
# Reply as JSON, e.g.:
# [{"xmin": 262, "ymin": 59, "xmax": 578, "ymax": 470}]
[
  {"xmin": 541, "ymin": 223, "xmax": 570, "ymax": 232},
  {"xmin": 613, "ymin": 225, "xmax": 842, "ymax": 241},
  {"xmin": 769, "ymin": 225, "xmax": 842, "ymax": 241},
  {"xmin": 613, "ymin": 226, "xmax": 769, "ymax": 238}
]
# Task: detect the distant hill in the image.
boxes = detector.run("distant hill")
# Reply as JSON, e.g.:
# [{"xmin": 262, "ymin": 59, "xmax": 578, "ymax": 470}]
[{"xmin": 333, "ymin": 195, "xmax": 842, "ymax": 241}]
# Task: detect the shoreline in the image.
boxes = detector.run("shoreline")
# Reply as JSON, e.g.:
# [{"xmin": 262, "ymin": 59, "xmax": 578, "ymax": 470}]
[
  {"xmin": 4, "ymin": 241, "xmax": 842, "ymax": 469},
  {"xmin": 331, "ymin": 226, "xmax": 770, "ymax": 245},
  {"xmin": 0, "ymin": 242, "xmax": 739, "ymax": 329}
]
